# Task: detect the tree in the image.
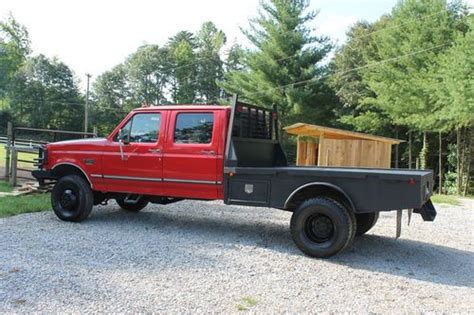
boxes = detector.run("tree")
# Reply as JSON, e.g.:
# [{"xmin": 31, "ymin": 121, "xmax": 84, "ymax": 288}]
[
  {"xmin": 360, "ymin": 0, "xmax": 465, "ymax": 168},
  {"xmin": 433, "ymin": 14, "xmax": 473, "ymax": 194},
  {"xmin": 330, "ymin": 20, "xmax": 393, "ymax": 135},
  {"xmin": 91, "ymin": 64, "xmax": 132, "ymax": 135},
  {"xmin": 0, "ymin": 14, "xmax": 31, "ymax": 104},
  {"xmin": 220, "ymin": 0, "xmax": 334, "ymax": 125},
  {"xmin": 225, "ymin": 42, "xmax": 245, "ymax": 73},
  {"xmin": 168, "ymin": 31, "xmax": 197, "ymax": 103},
  {"xmin": 8, "ymin": 55, "xmax": 84, "ymax": 130},
  {"xmin": 195, "ymin": 22, "xmax": 226, "ymax": 104},
  {"xmin": 126, "ymin": 44, "xmax": 171, "ymax": 105}
]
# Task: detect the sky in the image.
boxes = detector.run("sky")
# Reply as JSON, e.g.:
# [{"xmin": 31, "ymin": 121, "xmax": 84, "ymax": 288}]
[{"xmin": 1, "ymin": 0, "xmax": 473, "ymax": 90}]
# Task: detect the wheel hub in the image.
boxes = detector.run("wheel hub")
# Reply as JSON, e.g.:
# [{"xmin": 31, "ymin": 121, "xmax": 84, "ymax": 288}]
[
  {"xmin": 306, "ymin": 215, "xmax": 334, "ymax": 242},
  {"xmin": 60, "ymin": 189, "xmax": 77, "ymax": 210}
]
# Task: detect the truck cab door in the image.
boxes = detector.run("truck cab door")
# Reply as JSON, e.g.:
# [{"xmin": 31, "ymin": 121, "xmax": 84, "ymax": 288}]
[
  {"xmin": 162, "ymin": 110, "xmax": 220, "ymax": 199},
  {"xmin": 102, "ymin": 111, "xmax": 164, "ymax": 195}
]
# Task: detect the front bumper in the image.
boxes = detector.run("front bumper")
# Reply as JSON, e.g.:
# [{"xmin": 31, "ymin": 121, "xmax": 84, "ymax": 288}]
[{"xmin": 32, "ymin": 170, "xmax": 56, "ymax": 185}]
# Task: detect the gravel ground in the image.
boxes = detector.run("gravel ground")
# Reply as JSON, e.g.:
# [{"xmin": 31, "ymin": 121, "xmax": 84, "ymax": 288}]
[{"xmin": 1, "ymin": 198, "xmax": 473, "ymax": 313}]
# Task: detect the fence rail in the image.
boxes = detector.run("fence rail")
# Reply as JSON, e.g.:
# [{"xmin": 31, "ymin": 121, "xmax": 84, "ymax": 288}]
[
  {"xmin": 0, "ymin": 136, "xmax": 46, "ymax": 147},
  {"xmin": 3, "ymin": 122, "xmax": 97, "ymax": 186}
]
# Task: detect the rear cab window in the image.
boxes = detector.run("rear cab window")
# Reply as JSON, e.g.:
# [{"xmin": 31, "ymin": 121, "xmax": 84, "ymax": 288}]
[{"xmin": 174, "ymin": 113, "xmax": 214, "ymax": 144}]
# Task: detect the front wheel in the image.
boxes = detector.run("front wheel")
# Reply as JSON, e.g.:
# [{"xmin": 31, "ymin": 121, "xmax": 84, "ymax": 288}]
[
  {"xmin": 51, "ymin": 175, "xmax": 93, "ymax": 222},
  {"xmin": 290, "ymin": 198, "xmax": 356, "ymax": 258}
]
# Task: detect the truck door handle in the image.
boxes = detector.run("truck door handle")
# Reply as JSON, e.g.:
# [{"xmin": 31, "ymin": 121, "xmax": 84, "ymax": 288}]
[
  {"xmin": 148, "ymin": 148, "xmax": 161, "ymax": 154},
  {"xmin": 201, "ymin": 150, "xmax": 216, "ymax": 156}
]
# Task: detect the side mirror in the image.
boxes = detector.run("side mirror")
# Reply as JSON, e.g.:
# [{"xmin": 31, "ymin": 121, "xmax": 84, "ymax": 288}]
[
  {"xmin": 118, "ymin": 129, "xmax": 127, "ymax": 161},
  {"xmin": 118, "ymin": 128, "xmax": 130, "ymax": 145}
]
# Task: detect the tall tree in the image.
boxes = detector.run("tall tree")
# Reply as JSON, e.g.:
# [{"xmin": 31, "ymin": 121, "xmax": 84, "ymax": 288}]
[
  {"xmin": 0, "ymin": 14, "xmax": 31, "ymax": 103},
  {"xmin": 168, "ymin": 31, "xmax": 197, "ymax": 103},
  {"xmin": 360, "ymin": 0, "xmax": 465, "ymax": 168},
  {"xmin": 8, "ymin": 54, "xmax": 84, "ymax": 130},
  {"xmin": 220, "ymin": 0, "xmax": 334, "ymax": 124},
  {"xmin": 126, "ymin": 44, "xmax": 171, "ymax": 105},
  {"xmin": 330, "ymin": 19, "xmax": 393, "ymax": 135},
  {"xmin": 195, "ymin": 22, "xmax": 226, "ymax": 104},
  {"xmin": 432, "ymin": 14, "xmax": 473, "ymax": 193},
  {"xmin": 225, "ymin": 42, "xmax": 245, "ymax": 73},
  {"xmin": 91, "ymin": 64, "xmax": 132, "ymax": 135}
]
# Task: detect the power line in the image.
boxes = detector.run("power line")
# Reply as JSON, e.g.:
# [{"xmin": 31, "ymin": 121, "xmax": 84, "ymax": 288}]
[
  {"xmin": 353, "ymin": 8, "xmax": 452, "ymax": 41},
  {"xmin": 16, "ymin": 41, "xmax": 452, "ymax": 112},
  {"xmin": 238, "ymin": 7, "xmax": 456, "ymax": 65},
  {"xmin": 260, "ymin": 41, "xmax": 452, "ymax": 95}
]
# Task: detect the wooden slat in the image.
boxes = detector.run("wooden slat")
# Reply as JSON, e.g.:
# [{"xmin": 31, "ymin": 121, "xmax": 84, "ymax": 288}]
[
  {"xmin": 285, "ymin": 123, "xmax": 403, "ymax": 144},
  {"xmin": 317, "ymin": 134, "xmax": 325, "ymax": 166},
  {"xmin": 314, "ymin": 138, "xmax": 392, "ymax": 169}
]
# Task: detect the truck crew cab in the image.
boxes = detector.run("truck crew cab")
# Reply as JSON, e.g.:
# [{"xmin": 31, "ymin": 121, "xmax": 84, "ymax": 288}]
[{"xmin": 33, "ymin": 96, "xmax": 437, "ymax": 258}]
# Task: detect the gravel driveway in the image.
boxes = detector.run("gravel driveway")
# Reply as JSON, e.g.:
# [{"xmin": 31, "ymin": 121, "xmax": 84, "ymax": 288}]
[{"xmin": 1, "ymin": 198, "xmax": 473, "ymax": 313}]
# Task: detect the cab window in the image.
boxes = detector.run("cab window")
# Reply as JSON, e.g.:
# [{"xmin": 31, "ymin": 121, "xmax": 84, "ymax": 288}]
[
  {"xmin": 174, "ymin": 113, "xmax": 214, "ymax": 144},
  {"xmin": 114, "ymin": 113, "xmax": 161, "ymax": 143}
]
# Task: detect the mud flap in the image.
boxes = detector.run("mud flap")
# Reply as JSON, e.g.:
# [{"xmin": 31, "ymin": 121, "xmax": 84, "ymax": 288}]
[{"xmin": 414, "ymin": 199, "xmax": 437, "ymax": 221}]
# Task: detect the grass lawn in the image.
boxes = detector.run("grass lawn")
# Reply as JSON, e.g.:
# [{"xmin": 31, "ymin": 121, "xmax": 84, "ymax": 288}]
[
  {"xmin": 0, "ymin": 145, "xmax": 37, "ymax": 168},
  {"xmin": 0, "ymin": 193, "xmax": 51, "ymax": 218},
  {"xmin": 0, "ymin": 179, "xmax": 51, "ymax": 218},
  {"xmin": 431, "ymin": 194, "xmax": 461, "ymax": 206},
  {"xmin": 0, "ymin": 180, "xmax": 12, "ymax": 192}
]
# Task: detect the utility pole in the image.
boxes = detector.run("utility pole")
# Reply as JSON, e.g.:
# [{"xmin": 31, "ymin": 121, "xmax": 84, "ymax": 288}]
[{"xmin": 84, "ymin": 73, "xmax": 92, "ymax": 134}]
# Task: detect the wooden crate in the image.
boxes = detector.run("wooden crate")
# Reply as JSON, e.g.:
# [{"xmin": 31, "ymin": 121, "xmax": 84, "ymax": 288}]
[{"xmin": 287, "ymin": 123, "xmax": 402, "ymax": 169}]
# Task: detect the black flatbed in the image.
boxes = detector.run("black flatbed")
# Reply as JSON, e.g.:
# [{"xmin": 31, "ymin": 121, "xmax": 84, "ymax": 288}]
[{"xmin": 223, "ymin": 97, "xmax": 435, "ymax": 218}]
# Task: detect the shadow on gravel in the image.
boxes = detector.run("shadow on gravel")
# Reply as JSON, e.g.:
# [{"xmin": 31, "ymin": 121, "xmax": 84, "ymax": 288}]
[
  {"xmin": 89, "ymin": 207, "xmax": 295, "ymax": 251},
  {"xmin": 336, "ymin": 235, "xmax": 474, "ymax": 288},
  {"xmin": 89, "ymin": 207, "xmax": 473, "ymax": 288}
]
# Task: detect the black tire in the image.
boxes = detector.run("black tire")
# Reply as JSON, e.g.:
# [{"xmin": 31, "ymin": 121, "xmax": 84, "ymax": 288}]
[
  {"xmin": 51, "ymin": 175, "xmax": 93, "ymax": 222},
  {"xmin": 355, "ymin": 212, "xmax": 379, "ymax": 236},
  {"xmin": 116, "ymin": 198, "xmax": 149, "ymax": 212},
  {"xmin": 290, "ymin": 197, "xmax": 356, "ymax": 258}
]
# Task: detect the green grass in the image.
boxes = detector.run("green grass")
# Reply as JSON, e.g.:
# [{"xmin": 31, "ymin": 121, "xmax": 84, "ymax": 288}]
[
  {"xmin": 0, "ymin": 181, "xmax": 12, "ymax": 193},
  {"xmin": 0, "ymin": 193, "xmax": 51, "ymax": 218},
  {"xmin": 0, "ymin": 145, "xmax": 37, "ymax": 168},
  {"xmin": 236, "ymin": 296, "xmax": 258, "ymax": 311},
  {"xmin": 431, "ymin": 194, "xmax": 461, "ymax": 206}
]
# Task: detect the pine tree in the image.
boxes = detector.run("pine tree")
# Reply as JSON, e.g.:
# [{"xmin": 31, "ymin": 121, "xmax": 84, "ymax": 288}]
[
  {"xmin": 195, "ymin": 22, "xmax": 226, "ymax": 104},
  {"xmin": 220, "ymin": 0, "xmax": 333, "ymax": 124}
]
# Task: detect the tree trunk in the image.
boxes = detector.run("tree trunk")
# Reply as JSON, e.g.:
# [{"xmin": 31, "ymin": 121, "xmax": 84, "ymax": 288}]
[
  {"xmin": 439, "ymin": 132, "xmax": 443, "ymax": 194},
  {"xmin": 456, "ymin": 128, "xmax": 462, "ymax": 195},
  {"xmin": 395, "ymin": 129, "xmax": 399, "ymax": 168},
  {"xmin": 408, "ymin": 131, "xmax": 412, "ymax": 169},
  {"xmin": 420, "ymin": 131, "xmax": 429, "ymax": 170},
  {"xmin": 465, "ymin": 156, "xmax": 471, "ymax": 196},
  {"xmin": 461, "ymin": 127, "xmax": 471, "ymax": 196}
]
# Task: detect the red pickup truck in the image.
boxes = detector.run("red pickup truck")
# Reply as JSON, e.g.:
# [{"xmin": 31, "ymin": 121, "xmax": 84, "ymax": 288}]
[{"xmin": 33, "ymin": 96, "xmax": 436, "ymax": 257}]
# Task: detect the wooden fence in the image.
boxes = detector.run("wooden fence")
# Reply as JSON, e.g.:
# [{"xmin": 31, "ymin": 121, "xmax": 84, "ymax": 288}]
[{"xmin": 2, "ymin": 122, "xmax": 97, "ymax": 186}]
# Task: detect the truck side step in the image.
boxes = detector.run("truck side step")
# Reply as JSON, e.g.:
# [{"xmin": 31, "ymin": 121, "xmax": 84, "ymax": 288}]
[{"xmin": 123, "ymin": 194, "xmax": 142, "ymax": 204}]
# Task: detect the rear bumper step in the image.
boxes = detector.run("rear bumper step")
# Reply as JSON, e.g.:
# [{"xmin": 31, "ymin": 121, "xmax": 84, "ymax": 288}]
[{"xmin": 414, "ymin": 199, "xmax": 436, "ymax": 221}]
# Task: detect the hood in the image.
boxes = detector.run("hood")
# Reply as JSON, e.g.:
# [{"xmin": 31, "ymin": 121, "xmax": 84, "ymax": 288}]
[{"xmin": 47, "ymin": 137, "xmax": 108, "ymax": 149}]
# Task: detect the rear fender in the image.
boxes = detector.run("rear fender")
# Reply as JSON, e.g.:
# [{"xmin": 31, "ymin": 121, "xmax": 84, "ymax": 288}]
[{"xmin": 284, "ymin": 182, "xmax": 356, "ymax": 212}]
